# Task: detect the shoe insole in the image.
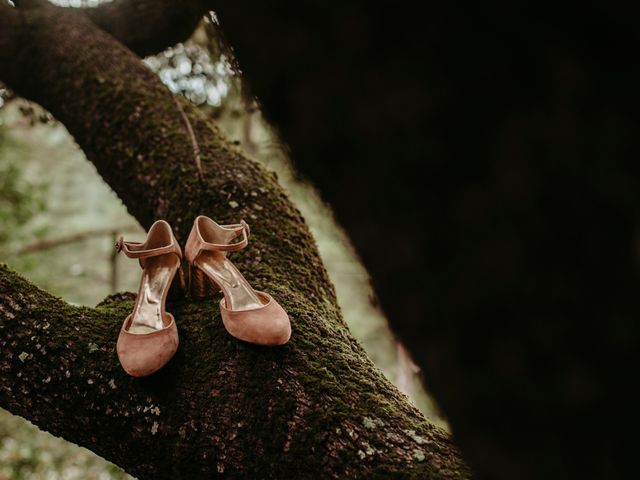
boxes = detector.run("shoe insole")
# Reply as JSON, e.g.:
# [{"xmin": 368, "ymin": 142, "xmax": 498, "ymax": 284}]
[
  {"xmin": 128, "ymin": 255, "xmax": 180, "ymax": 334},
  {"xmin": 196, "ymin": 251, "xmax": 263, "ymax": 311}
]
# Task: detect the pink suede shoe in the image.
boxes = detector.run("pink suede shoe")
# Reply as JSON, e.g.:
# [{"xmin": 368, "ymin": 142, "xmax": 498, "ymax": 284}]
[
  {"xmin": 185, "ymin": 216, "xmax": 291, "ymax": 346},
  {"xmin": 115, "ymin": 220, "xmax": 183, "ymax": 377}
]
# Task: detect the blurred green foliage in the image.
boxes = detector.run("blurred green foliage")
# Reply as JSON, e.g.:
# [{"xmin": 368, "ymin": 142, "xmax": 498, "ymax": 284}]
[
  {"xmin": 0, "ymin": 410, "xmax": 131, "ymax": 480},
  {"xmin": 0, "ymin": 126, "xmax": 44, "ymax": 248}
]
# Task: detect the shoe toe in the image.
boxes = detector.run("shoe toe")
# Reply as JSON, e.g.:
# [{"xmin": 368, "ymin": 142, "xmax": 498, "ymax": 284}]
[
  {"xmin": 116, "ymin": 319, "xmax": 179, "ymax": 377},
  {"xmin": 221, "ymin": 294, "xmax": 291, "ymax": 346}
]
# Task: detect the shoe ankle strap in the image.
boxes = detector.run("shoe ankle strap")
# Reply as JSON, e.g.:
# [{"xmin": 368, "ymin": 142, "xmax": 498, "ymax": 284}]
[
  {"xmin": 186, "ymin": 217, "xmax": 251, "ymax": 264},
  {"xmin": 115, "ymin": 220, "xmax": 182, "ymax": 263},
  {"xmin": 198, "ymin": 220, "xmax": 250, "ymax": 253},
  {"xmin": 115, "ymin": 238, "xmax": 179, "ymax": 259}
]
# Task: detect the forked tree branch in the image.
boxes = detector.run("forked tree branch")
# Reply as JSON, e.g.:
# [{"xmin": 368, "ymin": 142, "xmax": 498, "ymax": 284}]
[{"xmin": 0, "ymin": 4, "xmax": 470, "ymax": 478}]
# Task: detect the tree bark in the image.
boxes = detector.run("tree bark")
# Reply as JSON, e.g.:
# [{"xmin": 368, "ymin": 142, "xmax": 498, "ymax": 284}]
[
  {"xmin": 84, "ymin": 0, "xmax": 209, "ymax": 58},
  {"xmin": 0, "ymin": 4, "xmax": 470, "ymax": 479}
]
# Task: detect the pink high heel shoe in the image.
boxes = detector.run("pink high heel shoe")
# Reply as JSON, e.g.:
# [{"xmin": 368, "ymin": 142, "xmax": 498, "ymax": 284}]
[
  {"xmin": 185, "ymin": 216, "xmax": 291, "ymax": 346},
  {"xmin": 115, "ymin": 220, "xmax": 183, "ymax": 377}
]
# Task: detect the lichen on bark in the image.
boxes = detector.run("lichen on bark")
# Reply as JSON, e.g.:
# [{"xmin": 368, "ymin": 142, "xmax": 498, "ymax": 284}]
[{"xmin": 0, "ymin": 3, "xmax": 471, "ymax": 479}]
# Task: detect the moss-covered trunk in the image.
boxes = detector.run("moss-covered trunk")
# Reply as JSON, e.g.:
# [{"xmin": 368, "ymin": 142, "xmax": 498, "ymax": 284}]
[
  {"xmin": 178, "ymin": 3, "xmax": 639, "ymax": 480},
  {"xmin": 0, "ymin": 4, "xmax": 470, "ymax": 479}
]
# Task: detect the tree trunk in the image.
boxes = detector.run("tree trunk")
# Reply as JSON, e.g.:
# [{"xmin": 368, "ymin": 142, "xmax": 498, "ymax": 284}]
[
  {"xmin": 188, "ymin": 3, "xmax": 640, "ymax": 479},
  {"xmin": 0, "ymin": 4, "xmax": 470, "ymax": 479}
]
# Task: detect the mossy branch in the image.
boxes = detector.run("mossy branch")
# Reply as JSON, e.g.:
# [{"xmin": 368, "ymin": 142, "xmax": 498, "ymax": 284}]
[
  {"xmin": 0, "ymin": 265, "xmax": 468, "ymax": 479},
  {"xmin": 0, "ymin": 4, "xmax": 470, "ymax": 479},
  {"xmin": 82, "ymin": 0, "xmax": 211, "ymax": 58}
]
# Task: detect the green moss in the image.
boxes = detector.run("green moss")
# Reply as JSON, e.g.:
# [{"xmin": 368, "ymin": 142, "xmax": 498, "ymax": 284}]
[{"xmin": 0, "ymin": 5, "xmax": 471, "ymax": 478}]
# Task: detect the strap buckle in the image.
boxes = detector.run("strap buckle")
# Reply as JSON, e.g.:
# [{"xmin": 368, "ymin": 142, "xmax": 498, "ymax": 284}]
[
  {"xmin": 115, "ymin": 236, "xmax": 124, "ymax": 253},
  {"xmin": 240, "ymin": 220, "xmax": 251, "ymax": 240}
]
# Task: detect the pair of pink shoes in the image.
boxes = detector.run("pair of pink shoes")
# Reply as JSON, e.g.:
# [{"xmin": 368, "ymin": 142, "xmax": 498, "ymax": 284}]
[{"xmin": 115, "ymin": 216, "xmax": 291, "ymax": 377}]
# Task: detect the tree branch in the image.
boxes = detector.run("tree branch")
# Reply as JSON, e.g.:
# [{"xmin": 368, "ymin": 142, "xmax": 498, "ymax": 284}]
[
  {"xmin": 9, "ymin": 0, "xmax": 211, "ymax": 60},
  {"xmin": 84, "ymin": 0, "xmax": 210, "ymax": 58},
  {"xmin": 17, "ymin": 225, "xmax": 138, "ymax": 254},
  {"xmin": 0, "ymin": 5, "xmax": 470, "ymax": 478},
  {"xmin": 0, "ymin": 265, "xmax": 467, "ymax": 479},
  {"xmin": 0, "ymin": 3, "xmax": 19, "ymax": 69}
]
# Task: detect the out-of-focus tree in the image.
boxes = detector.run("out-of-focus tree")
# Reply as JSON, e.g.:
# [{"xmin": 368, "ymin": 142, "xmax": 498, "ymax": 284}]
[{"xmin": 0, "ymin": 124, "xmax": 44, "ymax": 247}]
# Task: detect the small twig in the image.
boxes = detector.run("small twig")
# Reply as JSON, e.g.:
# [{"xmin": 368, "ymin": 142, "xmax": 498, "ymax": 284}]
[
  {"xmin": 173, "ymin": 94, "xmax": 204, "ymax": 182},
  {"xmin": 17, "ymin": 225, "xmax": 139, "ymax": 254}
]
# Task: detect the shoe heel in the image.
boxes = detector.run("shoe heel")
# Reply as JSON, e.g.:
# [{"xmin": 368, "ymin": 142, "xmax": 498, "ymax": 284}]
[
  {"xmin": 167, "ymin": 264, "xmax": 186, "ymax": 301},
  {"xmin": 189, "ymin": 264, "xmax": 220, "ymax": 299}
]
